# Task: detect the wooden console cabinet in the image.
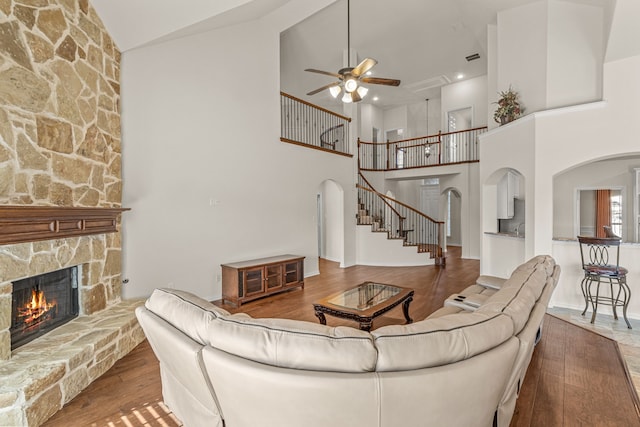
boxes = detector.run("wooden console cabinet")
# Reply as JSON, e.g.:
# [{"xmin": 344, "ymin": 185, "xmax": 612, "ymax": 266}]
[{"xmin": 221, "ymin": 255, "xmax": 305, "ymax": 306}]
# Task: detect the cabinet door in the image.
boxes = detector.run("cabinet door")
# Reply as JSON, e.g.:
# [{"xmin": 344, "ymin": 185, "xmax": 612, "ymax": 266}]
[
  {"xmin": 497, "ymin": 173, "xmax": 515, "ymax": 219},
  {"xmin": 265, "ymin": 264, "xmax": 283, "ymax": 291},
  {"xmin": 284, "ymin": 260, "xmax": 302, "ymax": 285},
  {"xmin": 243, "ymin": 267, "xmax": 264, "ymax": 296}
]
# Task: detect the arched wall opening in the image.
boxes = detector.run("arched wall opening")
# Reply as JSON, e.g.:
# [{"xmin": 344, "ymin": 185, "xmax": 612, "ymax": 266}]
[
  {"xmin": 553, "ymin": 154, "xmax": 640, "ymax": 243},
  {"xmin": 441, "ymin": 187, "xmax": 462, "ymax": 246},
  {"xmin": 481, "ymin": 167, "xmax": 526, "ymax": 277},
  {"xmin": 550, "ymin": 153, "xmax": 640, "ymax": 318}
]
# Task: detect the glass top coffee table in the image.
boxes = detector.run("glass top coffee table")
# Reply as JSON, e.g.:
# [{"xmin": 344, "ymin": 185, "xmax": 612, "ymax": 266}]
[{"xmin": 313, "ymin": 282, "xmax": 414, "ymax": 331}]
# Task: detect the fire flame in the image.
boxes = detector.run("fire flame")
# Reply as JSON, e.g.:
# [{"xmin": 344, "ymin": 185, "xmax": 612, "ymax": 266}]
[{"xmin": 18, "ymin": 288, "xmax": 55, "ymax": 325}]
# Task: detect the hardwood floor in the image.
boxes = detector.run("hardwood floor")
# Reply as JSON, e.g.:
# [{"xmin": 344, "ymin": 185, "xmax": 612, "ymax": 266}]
[
  {"xmin": 42, "ymin": 248, "xmax": 640, "ymax": 426},
  {"xmin": 514, "ymin": 315, "xmax": 640, "ymax": 426}
]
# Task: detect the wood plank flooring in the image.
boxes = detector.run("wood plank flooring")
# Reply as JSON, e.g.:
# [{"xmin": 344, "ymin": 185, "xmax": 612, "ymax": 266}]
[
  {"xmin": 42, "ymin": 248, "xmax": 640, "ymax": 426},
  {"xmin": 512, "ymin": 314, "xmax": 640, "ymax": 426}
]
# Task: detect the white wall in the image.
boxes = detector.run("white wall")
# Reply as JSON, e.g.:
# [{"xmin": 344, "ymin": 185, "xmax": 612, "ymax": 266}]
[
  {"xmin": 487, "ymin": 24, "xmax": 498, "ymax": 130},
  {"xmin": 383, "ymin": 105, "xmax": 408, "ymax": 139},
  {"xmin": 356, "ymin": 226, "xmax": 431, "ymax": 267},
  {"xmin": 359, "ymin": 103, "xmax": 384, "ymax": 142},
  {"xmin": 441, "ymin": 75, "xmax": 488, "ymax": 130},
  {"xmin": 407, "ymin": 98, "xmax": 441, "ymax": 137},
  {"xmin": 497, "ymin": 1, "xmax": 548, "ymax": 115},
  {"xmin": 496, "ymin": 0, "xmax": 605, "ymax": 115},
  {"xmin": 390, "ymin": 179, "xmax": 421, "ymax": 209},
  {"xmin": 120, "ymin": 0, "xmax": 357, "ymax": 300},
  {"xmin": 547, "ymin": 1, "xmax": 603, "ymax": 108},
  {"xmin": 603, "ymin": 0, "xmax": 640, "ymax": 63}
]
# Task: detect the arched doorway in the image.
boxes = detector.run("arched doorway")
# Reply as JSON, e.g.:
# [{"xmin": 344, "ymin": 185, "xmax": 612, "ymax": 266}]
[
  {"xmin": 442, "ymin": 188, "xmax": 462, "ymax": 246},
  {"xmin": 481, "ymin": 167, "xmax": 526, "ymax": 276}
]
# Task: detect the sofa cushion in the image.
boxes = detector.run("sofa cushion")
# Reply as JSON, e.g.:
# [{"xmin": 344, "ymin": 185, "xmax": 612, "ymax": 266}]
[
  {"xmin": 205, "ymin": 315, "xmax": 378, "ymax": 373},
  {"xmin": 372, "ymin": 312, "xmax": 514, "ymax": 371},
  {"xmin": 513, "ymin": 255, "xmax": 556, "ymax": 278},
  {"xmin": 427, "ymin": 305, "xmax": 466, "ymax": 319},
  {"xmin": 475, "ymin": 265, "xmax": 548, "ymax": 334},
  {"xmin": 460, "ymin": 284, "xmax": 498, "ymax": 297},
  {"xmin": 145, "ymin": 288, "xmax": 229, "ymax": 345},
  {"xmin": 502, "ymin": 263, "xmax": 550, "ymax": 301}
]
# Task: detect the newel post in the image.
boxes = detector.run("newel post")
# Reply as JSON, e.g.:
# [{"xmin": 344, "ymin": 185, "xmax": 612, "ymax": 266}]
[
  {"xmin": 438, "ymin": 131, "xmax": 442, "ymax": 165},
  {"xmin": 386, "ymin": 140, "xmax": 390, "ymax": 170}
]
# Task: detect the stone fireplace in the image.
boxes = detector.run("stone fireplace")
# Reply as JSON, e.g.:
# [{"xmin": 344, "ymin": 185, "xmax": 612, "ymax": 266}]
[
  {"xmin": 0, "ymin": 1, "xmax": 145, "ymax": 425},
  {"xmin": 0, "ymin": 233, "xmax": 145, "ymax": 426}
]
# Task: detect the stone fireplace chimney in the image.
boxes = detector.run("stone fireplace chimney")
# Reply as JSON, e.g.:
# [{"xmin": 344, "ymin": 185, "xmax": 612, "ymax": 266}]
[
  {"xmin": 0, "ymin": 0, "xmax": 125, "ymax": 359},
  {"xmin": 0, "ymin": 1, "xmax": 144, "ymax": 425}
]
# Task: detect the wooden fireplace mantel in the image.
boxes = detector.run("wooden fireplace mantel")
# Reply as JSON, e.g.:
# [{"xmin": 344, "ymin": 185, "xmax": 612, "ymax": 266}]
[{"xmin": 0, "ymin": 206, "xmax": 130, "ymax": 245}]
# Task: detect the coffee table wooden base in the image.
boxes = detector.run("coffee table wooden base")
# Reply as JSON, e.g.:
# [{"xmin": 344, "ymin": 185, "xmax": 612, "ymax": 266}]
[{"xmin": 313, "ymin": 290, "xmax": 414, "ymax": 332}]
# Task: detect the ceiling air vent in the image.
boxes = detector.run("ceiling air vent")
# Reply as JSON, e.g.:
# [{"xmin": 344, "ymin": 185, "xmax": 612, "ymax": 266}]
[{"xmin": 465, "ymin": 53, "xmax": 480, "ymax": 62}]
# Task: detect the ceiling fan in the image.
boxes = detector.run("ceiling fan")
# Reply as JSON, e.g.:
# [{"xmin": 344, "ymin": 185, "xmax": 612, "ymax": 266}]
[{"xmin": 304, "ymin": 0, "xmax": 400, "ymax": 103}]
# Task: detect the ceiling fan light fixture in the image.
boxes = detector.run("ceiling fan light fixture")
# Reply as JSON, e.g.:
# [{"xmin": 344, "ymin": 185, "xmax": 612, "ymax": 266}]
[
  {"xmin": 304, "ymin": 0, "xmax": 400, "ymax": 104},
  {"xmin": 344, "ymin": 78, "xmax": 358, "ymax": 93}
]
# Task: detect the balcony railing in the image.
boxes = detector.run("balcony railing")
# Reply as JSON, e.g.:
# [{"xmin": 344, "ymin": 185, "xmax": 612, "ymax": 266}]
[
  {"xmin": 357, "ymin": 173, "xmax": 445, "ymax": 263},
  {"xmin": 280, "ymin": 92, "xmax": 352, "ymax": 157},
  {"xmin": 358, "ymin": 126, "xmax": 488, "ymax": 171}
]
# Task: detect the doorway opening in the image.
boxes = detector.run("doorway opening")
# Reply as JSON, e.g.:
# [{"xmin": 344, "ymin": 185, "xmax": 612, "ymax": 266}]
[
  {"xmin": 444, "ymin": 188, "xmax": 462, "ymax": 245},
  {"xmin": 318, "ymin": 180, "xmax": 344, "ymax": 265}
]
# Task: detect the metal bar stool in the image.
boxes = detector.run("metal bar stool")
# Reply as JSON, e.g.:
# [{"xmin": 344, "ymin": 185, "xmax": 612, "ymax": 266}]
[{"xmin": 578, "ymin": 235, "xmax": 631, "ymax": 329}]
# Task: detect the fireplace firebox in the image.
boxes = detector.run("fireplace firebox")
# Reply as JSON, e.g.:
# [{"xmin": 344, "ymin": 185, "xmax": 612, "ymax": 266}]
[{"xmin": 10, "ymin": 266, "xmax": 79, "ymax": 350}]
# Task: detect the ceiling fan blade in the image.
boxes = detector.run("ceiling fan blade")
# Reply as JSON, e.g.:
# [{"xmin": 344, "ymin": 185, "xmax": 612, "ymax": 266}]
[
  {"xmin": 307, "ymin": 82, "xmax": 340, "ymax": 96},
  {"xmin": 351, "ymin": 58, "xmax": 377, "ymax": 77},
  {"xmin": 351, "ymin": 90, "xmax": 362, "ymax": 103},
  {"xmin": 305, "ymin": 68, "xmax": 342, "ymax": 79},
  {"xmin": 361, "ymin": 77, "xmax": 401, "ymax": 87}
]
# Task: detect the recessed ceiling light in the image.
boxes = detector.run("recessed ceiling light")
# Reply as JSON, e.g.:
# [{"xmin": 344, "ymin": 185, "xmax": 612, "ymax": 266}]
[
  {"xmin": 366, "ymin": 71, "xmax": 372, "ymax": 76},
  {"xmin": 373, "ymin": 96, "xmax": 379, "ymax": 101},
  {"xmin": 456, "ymin": 73, "xmax": 464, "ymax": 79}
]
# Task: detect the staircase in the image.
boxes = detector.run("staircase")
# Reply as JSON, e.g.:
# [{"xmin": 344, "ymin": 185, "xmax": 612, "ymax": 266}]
[{"xmin": 357, "ymin": 173, "xmax": 445, "ymax": 265}]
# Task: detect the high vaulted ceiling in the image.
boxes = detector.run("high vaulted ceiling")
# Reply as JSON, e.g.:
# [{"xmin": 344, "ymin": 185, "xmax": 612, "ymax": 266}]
[
  {"xmin": 91, "ymin": 0, "xmax": 612, "ymax": 109},
  {"xmin": 281, "ymin": 0, "xmax": 534, "ymax": 109}
]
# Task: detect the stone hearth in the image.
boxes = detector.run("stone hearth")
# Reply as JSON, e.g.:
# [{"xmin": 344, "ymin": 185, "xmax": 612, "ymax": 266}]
[{"xmin": 0, "ymin": 299, "xmax": 144, "ymax": 426}]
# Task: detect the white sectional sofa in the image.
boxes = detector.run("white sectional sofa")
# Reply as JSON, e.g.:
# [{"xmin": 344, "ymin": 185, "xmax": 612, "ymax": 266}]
[{"xmin": 136, "ymin": 255, "xmax": 559, "ymax": 427}]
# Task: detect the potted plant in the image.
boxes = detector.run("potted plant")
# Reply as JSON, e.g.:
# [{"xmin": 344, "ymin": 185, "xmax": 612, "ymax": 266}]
[{"xmin": 493, "ymin": 86, "xmax": 522, "ymax": 125}]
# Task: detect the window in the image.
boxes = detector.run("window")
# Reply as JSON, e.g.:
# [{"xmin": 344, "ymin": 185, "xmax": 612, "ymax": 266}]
[{"xmin": 611, "ymin": 193, "xmax": 622, "ymax": 237}]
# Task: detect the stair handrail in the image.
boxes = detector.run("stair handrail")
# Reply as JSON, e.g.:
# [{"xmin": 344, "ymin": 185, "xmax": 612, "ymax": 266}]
[
  {"xmin": 358, "ymin": 173, "xmax": 404, "ymax": 220},
  {"xmin": 357, "ymin": 173, "xmax": 445, "ymax": 261},
  {"xmin": 357, "ymin": 185, "xmax": 443, "ymax": 226}
]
